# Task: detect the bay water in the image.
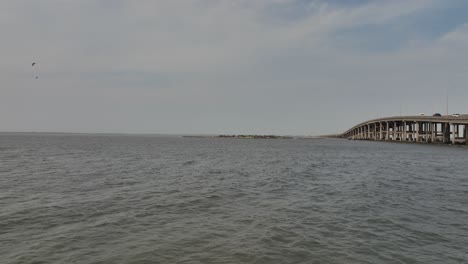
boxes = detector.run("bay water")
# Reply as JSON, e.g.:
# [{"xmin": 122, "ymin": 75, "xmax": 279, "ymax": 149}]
[{"xmin": 1, "ymin": 134, "xmax": 467, "ymax": 263}]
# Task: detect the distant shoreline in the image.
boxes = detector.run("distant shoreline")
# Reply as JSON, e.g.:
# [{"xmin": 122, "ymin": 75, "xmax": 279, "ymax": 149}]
[
  {"xmin": 0, "ymin": 132, "xmax": 329, "ymax": 139},
  {"xmin": 219, "ymin": 135, "xmax": 293, "ymax": 139},
  {"xmin": 183, "ymin": 135, "xmax": 294, "ymax": 139}
]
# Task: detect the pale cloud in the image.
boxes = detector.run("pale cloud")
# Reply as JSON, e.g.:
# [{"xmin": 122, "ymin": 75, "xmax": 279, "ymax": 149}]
[{"xmin": 438, "ymin": 23, "xmax": 468, "ymax": 46}]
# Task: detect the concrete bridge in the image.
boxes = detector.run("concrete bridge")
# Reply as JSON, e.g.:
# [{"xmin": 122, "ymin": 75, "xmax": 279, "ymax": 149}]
[{"xmin": 340, "ymin": 115, "xmax": 468, "ymax": 144}]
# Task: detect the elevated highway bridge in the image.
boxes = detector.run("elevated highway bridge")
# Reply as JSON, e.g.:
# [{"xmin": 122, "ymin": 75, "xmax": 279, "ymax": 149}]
[{"xmin": 338, "ymin": 115, "xmax": 468, "ymax": 144}]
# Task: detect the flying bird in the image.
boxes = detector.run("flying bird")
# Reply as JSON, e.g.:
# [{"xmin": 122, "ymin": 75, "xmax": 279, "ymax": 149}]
[{"xmin": 32, "ymin": 62, "xmax": 36, "ymax": 66}]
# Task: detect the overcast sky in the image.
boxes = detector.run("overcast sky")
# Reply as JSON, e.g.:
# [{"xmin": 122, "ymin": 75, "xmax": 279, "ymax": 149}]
[{"xmin": 1, "ymin": 0, "xmax": 468, "ymax": 135}]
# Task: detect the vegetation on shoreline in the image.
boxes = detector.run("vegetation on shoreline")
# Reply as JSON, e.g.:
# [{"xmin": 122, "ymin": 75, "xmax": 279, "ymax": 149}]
[{"xmin": 217, "ymin": 135, "xmax": 292, "ymax": 139}]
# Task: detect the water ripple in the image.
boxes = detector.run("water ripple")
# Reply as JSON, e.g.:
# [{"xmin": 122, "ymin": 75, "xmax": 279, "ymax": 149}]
[{"xmin": 1, "ymin": 135, "xmax": 467, "ymax": 263}]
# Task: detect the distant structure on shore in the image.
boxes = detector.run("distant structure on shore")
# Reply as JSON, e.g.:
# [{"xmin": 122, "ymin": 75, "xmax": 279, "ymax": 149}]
[
  {"xmin": 217, "ymin": 135, "xmax": 292, "ymax": 139},
  {"xmin": 334, "ymin": 114, "xmax": 468, "ymax": 145}
]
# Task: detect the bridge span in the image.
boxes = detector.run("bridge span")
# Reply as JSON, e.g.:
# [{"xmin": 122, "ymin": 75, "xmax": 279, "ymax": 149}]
[{"xmin": 340, "ymin": 115, "xmax": 468, "ymax": 144}]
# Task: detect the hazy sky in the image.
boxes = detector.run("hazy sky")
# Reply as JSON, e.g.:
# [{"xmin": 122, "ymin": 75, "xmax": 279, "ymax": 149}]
[{"xmin": 1, "ymin": 0, "xmax": 468, "ymax": 135}]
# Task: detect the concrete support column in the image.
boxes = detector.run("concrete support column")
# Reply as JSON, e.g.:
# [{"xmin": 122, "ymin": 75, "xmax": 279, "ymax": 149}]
[
  {"xmin": 385, "ymin": 122, "xmax": 389, "ymax": 140},
  {"xmin": 420, "ymin": 123, "xmax": 424, "ymax": 141},
  {"xmin": 424, "ymin": 122, "xmax": 429, "ymax": 142},
  {"xmin": 410, "ymin": 122, "xmax": 415, "ymax": 141},
  {"xmin": 367, "ymin": 124, "xmax": 370, "ymax": 139},
  {"xmin": 431, "ymin": 123, "xmax": 435, "ymax": 143},
  {"xmin": 377, "ymin": 123, "xmax": 380, "ymax": 140},
  {"xmin": 390, "ymin": 122, "xmax": 393, "ymax": 140},
  {"xmin": 408, "ymin": 122, "xmax": 412, "ymax": 141},
  {"xmin": 368, "ymin": 124, "xmax": 371, "ymax": 140},
  {"xmin": 441, "ymin": 123, "xmax": 445, "ymax": 143},
  {"xmin": 422, "ymin": 123, "xmax": 426, "ymax": 142},
  {"xmin": 394, "ymin": 121, "xmax": 397, "ymax": 140},
  {"xmin": 451, "ymin": 123, "xmax": 456, "ymax": 144},
  {"xmin": 379, "ymin": 122, "xmax": 383, "ymax": 140},
  {"xmin": 373, "ymin": 123, "xmax": 377, "ymax": 140},
  {"xmin": 443, "ymin": 123, "xmax": 450, "ymax": 144},
  {"xmin": 428, "ymin": 123, "xmax": 431, "ymax": 141},
  {"xmin": 415, "ymin": 122, "xmax": 419, "ymax": 142},
  {"xmin": 407, "ymin": 122, "xmax": 412, "ymax": 141},
  {"xmin": 464, "ymin": 125, "xmax": 467, "ymax": 145},
  {"xmin": 396, "ymin": 122, "xmax": 400, "ymax": 140},
  {"xmin": 403, "ymin": 121, "xmax": 407, "ymax": 141},
  {"xmin": 371, "ymin": 123, "xmax": 377, "ymax": 140},
  {"xmin": 424, "ymin": 123, "xmax": 428, "ymax": 142}
]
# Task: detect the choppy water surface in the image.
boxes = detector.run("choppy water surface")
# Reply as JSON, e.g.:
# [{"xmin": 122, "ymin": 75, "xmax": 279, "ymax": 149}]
[{"xmin": 1, "ymin": 134, "xmax": 467, "ymax": 264}]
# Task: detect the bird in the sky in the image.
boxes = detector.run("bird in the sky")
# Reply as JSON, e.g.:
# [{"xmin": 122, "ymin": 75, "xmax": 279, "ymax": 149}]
[{"xmin": 32, "ymin": 62, "xmax": 36, "ymax": 66}]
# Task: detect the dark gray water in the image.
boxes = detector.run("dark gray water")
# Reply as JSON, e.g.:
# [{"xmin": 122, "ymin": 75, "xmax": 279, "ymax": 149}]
[{"xmin": 1, "ymin": 134, "xmax": 467, "ymax": 264}]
